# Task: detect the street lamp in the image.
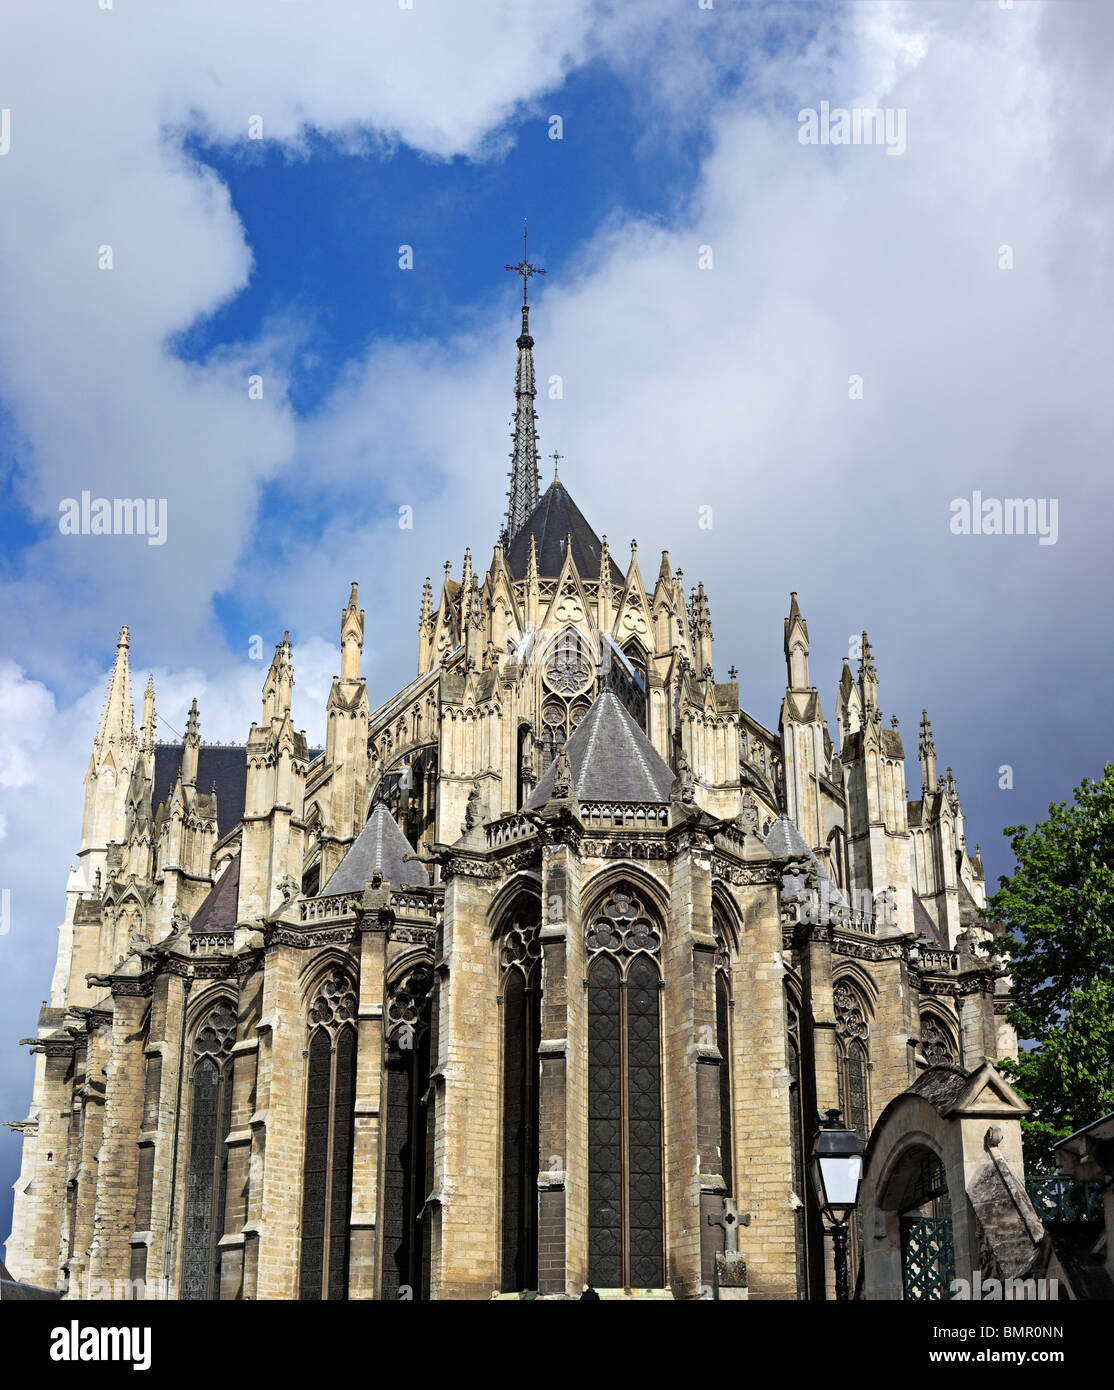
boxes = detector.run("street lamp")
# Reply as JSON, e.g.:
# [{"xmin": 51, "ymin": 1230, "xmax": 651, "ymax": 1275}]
[{"xmin": 809, "ymin": 1108, "xmax": 864, "ymax": 1301}]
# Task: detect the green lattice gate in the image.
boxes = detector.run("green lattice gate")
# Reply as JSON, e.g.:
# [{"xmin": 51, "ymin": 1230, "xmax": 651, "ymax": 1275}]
[{"xmin": 901, "ymin": 1215, "xmax": 955, "ymax": 1300}]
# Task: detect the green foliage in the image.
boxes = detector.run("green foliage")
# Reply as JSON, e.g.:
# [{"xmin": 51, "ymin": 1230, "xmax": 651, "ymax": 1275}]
[{"xmin": 983, "ymin": 765, "xmax": 1114, "ymax": 1166}]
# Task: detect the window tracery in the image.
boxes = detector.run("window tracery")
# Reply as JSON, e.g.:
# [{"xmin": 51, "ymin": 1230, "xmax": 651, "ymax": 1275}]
[
  {"xmin": 498, "ymin": 899, "xmax": 542, "ymax": 1292},
  {"xmin": 539, "ymin": 628, "xmax": 595, "ymax": 766},
  {"xmin": 181, "ymin": 1000, "xmax": 237, "ymax": 1301},
  {"xmin": 921, "ymin": 1013, "xmax": 957, "ymax": 1067},
  {"xmin": 299, "ymin": 968, "xmax": 358, "ymax": 1300},
  {"xmin": 834, "ymin": 979, "xmax": 871, "ymax": 1142},
  {"xmin": 382, "ymin": 961, "xmax": 434, "ymax": 1300},
  {"xmin": 587, "ymin": 887, "xmax": 663, "ymax": 1289}
]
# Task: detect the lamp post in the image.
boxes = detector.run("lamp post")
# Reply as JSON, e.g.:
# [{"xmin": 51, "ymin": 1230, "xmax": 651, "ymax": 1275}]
[{"xmin": 809, "ymin": 1108, "xmax": 864, "ymax": 1301}]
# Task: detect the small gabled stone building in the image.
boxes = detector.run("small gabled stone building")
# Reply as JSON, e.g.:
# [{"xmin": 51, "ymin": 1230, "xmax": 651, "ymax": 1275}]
[{"xmin": 5, "ymin": 295, "xmax": 1014, "ymax": 1301}]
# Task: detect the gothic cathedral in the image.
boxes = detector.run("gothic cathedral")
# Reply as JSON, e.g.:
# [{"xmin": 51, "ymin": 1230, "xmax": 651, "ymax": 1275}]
[{"xmin": 5, "ymin": 290, "xmax": 1012, "ymax": 1301}]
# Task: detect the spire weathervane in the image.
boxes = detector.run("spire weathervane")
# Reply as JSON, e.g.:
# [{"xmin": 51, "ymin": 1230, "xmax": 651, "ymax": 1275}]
[{"xmin": 505, "ymin": 220, "xmax": 547, "ymax": 306}]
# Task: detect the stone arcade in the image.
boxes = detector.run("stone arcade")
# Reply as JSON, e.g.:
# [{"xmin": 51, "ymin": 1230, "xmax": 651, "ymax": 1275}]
[{"xmin": 5, "ymin": 291, "xmax": 1017, "ymax": 1300}]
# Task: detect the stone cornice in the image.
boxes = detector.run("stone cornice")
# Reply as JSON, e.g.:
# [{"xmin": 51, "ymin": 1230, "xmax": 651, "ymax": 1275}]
[{"xmin": 265, "ymin": 921, "xmax": 360, "ymax": 950}]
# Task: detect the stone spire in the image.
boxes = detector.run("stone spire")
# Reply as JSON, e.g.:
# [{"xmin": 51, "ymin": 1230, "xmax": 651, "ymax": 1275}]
[
  {"xmin": 94, "ymin": 625, "xmax": 136, "ymax": 753},
  {"xmin": 182, "ymin": 697, "xmax": 200, "ymax": 788},
  {"xmin": 502, "ymin": 300, "xmax": 541, "ymax": 546},
  {"xmin": 341, "ymin": 581, "xmax": 364, "ymax": 681},
  {"xmin": 460, "ymin": 547, "xmax": 474, "ymax": 625},
  {"xmin": 597, "ymin": 533, "xmax": 613, "ymax": 631},
  {"xmin": 919, "ymin": 709, "xmax": 937, "ymax": 794},
  {"xmin": 859, "ymin": 631, "xmax": 878, "ymax": 713},
  {"xmin": 140, "ymin": 674, "xmax": 156, "ymax": 759},
  {"xmin": 784, "ymin": 592, "xmax": 810, "ymax": 690},
  {"xmin": 690, "ymin": 582, "xmax": 714, "ymax": 678},
  {"xmin": 836, "ymin": 657, "xmax": 862, "ymax": 738},
  {"xmin": 262, "ymin": 631, "xmax": 294, "ymax": 723}
]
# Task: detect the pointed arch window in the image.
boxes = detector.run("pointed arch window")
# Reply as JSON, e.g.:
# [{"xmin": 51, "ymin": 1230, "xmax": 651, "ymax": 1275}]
[
  {"xmin": 786, "ymin": 995, "xmax": 809, "ymax": 1299},
  {"xmin": 712, "ymin": 920, "xmax": 733, "ymax": 1196},
  {"xmin": 539, "ymin": 627, "xmax": 594, "ymax": 766},
  {"xmin": 615, "ymin": 640, "xmax": 648, "ymax": 731},
  {"xmin": 834, "ymin": 979, "xmax": 871, "ymax": 1142},
  {"xmin": 921, "ymin": 1011, "xmax": 958, "ymax": 1067},
  {"xmin": 382, "ymin": 963, "xmax": 433, "ymax": 1299},
  {"xmin": 587, "ymin": 888, "xmax": 664, "ymax": 1290},
  {"xmin": 181, "ymin": 1000, "xmax": 236, "ymax": 1301},
  {"xmin": 299, "ymin": 969, "xmax": 358, "ymax": 1301},
  {"xmin": 499, "ymin": 900, "xmax": 542, "ymax": 1291}
]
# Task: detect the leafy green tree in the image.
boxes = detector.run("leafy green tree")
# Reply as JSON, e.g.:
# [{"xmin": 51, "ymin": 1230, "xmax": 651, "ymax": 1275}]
[{"xmin": 983, "ymin": 764, "xmax": 1114, "ymax": 1168}]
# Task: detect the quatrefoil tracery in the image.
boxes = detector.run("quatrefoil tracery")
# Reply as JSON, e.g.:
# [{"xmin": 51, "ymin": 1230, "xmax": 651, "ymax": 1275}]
[
  {"xmin": 500, "ymin": 919, "xmax": 542, "ymax": 974},
  {"xmin": 309, "ymin": 969, "xmax": 357, "ymax": 1033},
  {"xmin": 386, "ymin": 964, "xmax": 433, "ymax": 1045},
  {"xmin": 586, "ymin": 889, "xmax": 661, "ymax": 959},
  {"xmin": 833, "ymin": 980, "xmax": 868, "ymax": 1040},
  {"xmin": 194, "ymin": 1001, "xmax": 237, "ymax": 1064}
]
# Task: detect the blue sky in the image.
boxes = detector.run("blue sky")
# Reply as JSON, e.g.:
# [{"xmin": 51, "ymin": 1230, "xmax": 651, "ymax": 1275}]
[{"xmin": 2, "ymin": 0, "xmax": 1113, "ymax": 1261}]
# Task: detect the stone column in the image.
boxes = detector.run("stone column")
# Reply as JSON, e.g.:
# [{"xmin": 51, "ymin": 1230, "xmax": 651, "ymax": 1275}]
[
  {"xmin": 538, "ymin": 841, "xmax": 574, "ymax": 1296},
  {"xmin": 88, "ymin": 989, "xmax": 149, "ymax": 1290},
  {"xmin": 26, "ymin": 1042, "xmax": 76, "ymax": 1290},
  {"xmin": 219, "ymin": 965, "xmax": 264, "ymax": 1301},
  {"xmin": 67, "ymin": 1019, "xmax": 112, "ymax": 1297},
  {"xmin": 253, "ymin": 941, "xmax": 306, "ymax": 1300},
  {"xmin": 434, "ymin": 865, "xmax": 500, "ymax": 1298},
  {"xmin": 350, "ymin": 915, "xmax": 388, "ymax": 1297},
  {"xmin": 731, "ymin": 856, "xmax": 797, "ymax": 1299}
]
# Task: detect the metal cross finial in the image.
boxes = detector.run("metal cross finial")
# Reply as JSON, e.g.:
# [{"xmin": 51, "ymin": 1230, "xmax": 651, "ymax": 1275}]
[
  {"xmin": 505, "ymin": 220, "xmax": 547, "ymax": 305},
  {"xmin": 549, "ymin": 449, "xmax": 563, "ymax": 479}
]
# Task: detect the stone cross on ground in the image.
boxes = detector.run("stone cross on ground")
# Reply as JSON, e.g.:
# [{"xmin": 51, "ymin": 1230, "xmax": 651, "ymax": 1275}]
[{"xmin": 707, "ymin": 1196, "xmax": 749, "ymax": 1254}]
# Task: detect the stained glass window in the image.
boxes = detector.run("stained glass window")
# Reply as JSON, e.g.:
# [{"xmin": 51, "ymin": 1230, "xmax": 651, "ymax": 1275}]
[
  {"xmin": 181, "ymin": 1000, "xmax": 236, "ymax": 1301},
  {"xmin": 921, "ymin": 1013, "xmax": 957, "ymax": 1067},
  {"xmin": 499, "ymin": 902, "xmax": 541, "ymax": 1292},
  {"xmin": 834, "ymin": 980, "xmax": 871, "ymax": 1142},
  {"xmin": 787, "ymin": 1000, "xmax": 809, "ymax": 1300},
  {"xmin": 539, "ymin": 628, "xmax": 596, "ymax": 765},
  {"xmin": 381, "ymin": 963, "xmax": 433, "ymax": 1300},
  {"xmin": 715, "ymin": 970, "xmax": 732, "ymax": 1196},
  {"xmin": 586, "ymin": 889, "xmax": 663, "ymax": 1289},
  {"xmin": 298, "ymin": 969, "xmax": 359, "ymax": 1301}
]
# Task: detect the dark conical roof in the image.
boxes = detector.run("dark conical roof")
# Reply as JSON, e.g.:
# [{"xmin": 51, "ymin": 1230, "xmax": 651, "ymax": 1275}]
[
  {"xmin": 190, "ymin": 854, "xmax": 241, "ymax": 933},
  {"xmin": 322, "ymin": 803, "xmax": 429, "ymax": 894},
  {"xmin": 524, "ymin": 690, "xmax": 675, "ymax": 807},
  {"xmin": 505, "ymin": 477, "xmax": 625, "ymax": 584}
]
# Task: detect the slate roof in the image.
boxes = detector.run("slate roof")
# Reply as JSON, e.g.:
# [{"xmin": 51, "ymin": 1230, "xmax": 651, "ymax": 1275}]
[
  {"xmin": 762, "ymin": 814, "xmax": 849, "ymax": 907},
  {"xmin": 154, "ymin": 742, "xmax": 321, "ymax": 832},
  {"xmin": 913, "ymin": 890, "xmax": 948, "ymax": 947},
  {"xmin": 958, "ymin": 878, "xmax": 985, "ymax": 929},
  {"xmin": 321, "ymin": 804, "xmax": 430, "ymax": 894},
  {"xmin": 907, "ymin": 1063, "xmax": 971, "ymax": 1112},
  {"xmin": 763, "ymin": 814, "xmax": 813, "ymax": 860},
  {"xmin": 155, "ymin": 743, "xmax": 248, "ymax": 828},
  {"xmin": 0, "ymin": 1258, "xmax": 62, "ymax": 1301},
  {"xmin": 524, "ymin": 690, "xmax": 674, "ymax": 808},
  {"xmin": 190, "ymin": 854, "xmax": 241, "ymax": 933},
  {"xmin": 505, "ymin": 478, "xmax": 624, "ymax": 584}
]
